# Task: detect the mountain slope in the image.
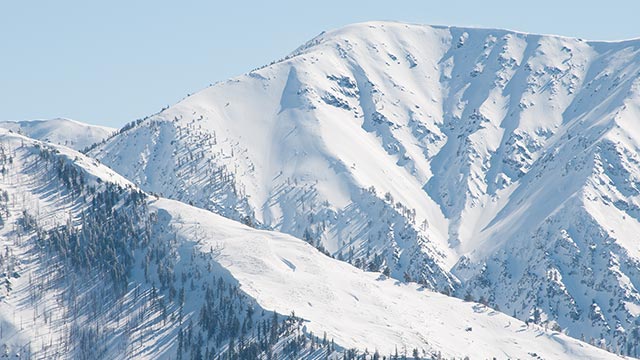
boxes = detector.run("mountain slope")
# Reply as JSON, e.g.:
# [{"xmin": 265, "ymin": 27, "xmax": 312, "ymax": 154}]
[
  {"xmin": 0, "ymin": 129, "xmax": 286, "ymax": 359},
  {"xmin": 0, "ymin": 118, "xmax": 115, "ymax": 151},
  {"xmin": 155, "ymin": 196, "xmax": 625, "ymax": 359},
  {"xmin": 0, "ymin": 129, "xmax": 621, "ymax": 359},
  {"xmin": 90, "ymin": 21, "xmax": 640, "ymax": 353}
]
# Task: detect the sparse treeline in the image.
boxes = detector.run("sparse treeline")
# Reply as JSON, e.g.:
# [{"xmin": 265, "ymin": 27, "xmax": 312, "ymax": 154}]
[
  {"xmin": 84, "ymin": 114, "xmax": 457, "ymax": 296},
  {"xmin": 1, "ymin": 142, "xmax": 461, "ymax": 359},
  {"xmin": 0, "ymin": 141, "xmax": 491, "ymax": 360}
]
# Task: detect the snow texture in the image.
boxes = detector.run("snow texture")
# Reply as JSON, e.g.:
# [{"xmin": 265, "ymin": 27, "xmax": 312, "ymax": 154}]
[
  {"xmin": 0, "ymin": 129, "xmax": 623, "ymax": 358},
  {"xmin": 91, "ymin": 21, "xmax": 640, "ymax": 352}
]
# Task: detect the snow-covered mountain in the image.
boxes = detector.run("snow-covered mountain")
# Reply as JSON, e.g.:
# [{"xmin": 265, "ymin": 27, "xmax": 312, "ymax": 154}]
[
  {"xmin": 90, "ymin": 21, "xmax": 640, "ymax": 354},
  {"xmin": 0, "ymin": 118, "xmax": 115, "ymax": 151},
  {"xmin": 0, "ymin": 129, "xmax": 622, "ymax": 359}
]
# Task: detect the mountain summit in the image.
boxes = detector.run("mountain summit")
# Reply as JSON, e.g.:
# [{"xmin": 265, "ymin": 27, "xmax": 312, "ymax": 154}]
[{"xmin": 86, "ymin": 21, "xmax": 640, "ymax": 354}]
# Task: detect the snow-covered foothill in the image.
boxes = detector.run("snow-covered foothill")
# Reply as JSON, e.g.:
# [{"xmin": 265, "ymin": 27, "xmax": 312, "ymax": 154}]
[
  {"xmin": 0, "ymin": 118, "xmax": 115, "ymax": 151},
  {"xmin": 154, "ymin": 197, "xmax": 625, "ymax": 359}
]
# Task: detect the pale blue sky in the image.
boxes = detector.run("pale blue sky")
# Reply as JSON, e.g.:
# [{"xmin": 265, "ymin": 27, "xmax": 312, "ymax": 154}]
[{"xmin": 1, "ymin": 0, "xmax": 638, "ymax": 127}]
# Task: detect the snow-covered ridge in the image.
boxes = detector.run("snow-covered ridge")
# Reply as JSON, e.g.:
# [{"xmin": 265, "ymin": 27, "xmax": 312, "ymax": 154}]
[
  {"xmin": 90, "ymin": 21, "xmax": 640, "ymax": 354},
  {"xmin": 0, "ymin": 132, "xmax": 302, "ymax": 359},
  {"xmin": 0, "ymin": 128, "xmax": 133, "ymax": 189},
  {"xmin": 155, "ymin": 197, "xmax": 624, "ymax": 359},
  {"xmin": 0, "ymin": 130, "xmax": 622, "ymax": 359},
  {"xmin": 0, "ymin": 118, "xmax": 116, "ymax": 151}
]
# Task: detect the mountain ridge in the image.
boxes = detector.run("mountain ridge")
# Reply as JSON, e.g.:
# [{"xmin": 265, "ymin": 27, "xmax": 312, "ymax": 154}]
[
  {"xmin": 0, "ymin": 128, "xmax": 624, "ymax": 358},
  {"xmin": 83, "ymin": 20, "xmax": 640, "ymax": 355}
]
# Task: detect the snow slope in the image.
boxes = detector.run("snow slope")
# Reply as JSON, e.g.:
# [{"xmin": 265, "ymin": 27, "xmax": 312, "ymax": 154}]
[
  {"xmin": 0, "ymin": 128, "xmax": 625, "ymax": 359},
  {"xmin": 90, "ymin": 21, "xmax": 640, "ymax": 352},
  {"xmin": 155, "ymin": 197, "xmax": 624, "ymax": 359},
  {"xmin": 0, "ymin": 130, "xmax": 307, "ymax": 359},
  {"xmin": 0, "ymin": 118, "xmax": 115, "ymax": 151}
]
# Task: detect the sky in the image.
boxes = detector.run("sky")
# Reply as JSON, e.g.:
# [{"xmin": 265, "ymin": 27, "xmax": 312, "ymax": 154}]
[{"xmin": 1, "ymin": 0, "xmax": 639, "ymax": 128}]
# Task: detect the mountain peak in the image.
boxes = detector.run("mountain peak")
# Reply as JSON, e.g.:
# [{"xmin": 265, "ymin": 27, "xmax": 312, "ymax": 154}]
[{"xmin": 87, "ymin": 19, "xmax": 640, "ymax": 356}]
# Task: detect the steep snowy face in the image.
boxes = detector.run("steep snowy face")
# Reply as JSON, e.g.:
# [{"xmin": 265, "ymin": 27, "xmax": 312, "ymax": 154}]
[
  {"xmin": 91, "ymin": 21, "xmax": 640, "ymax": 350},
  {"xmin": 153, "ymin": 197, "xmax": 625, "ymax": 359},
  {"xmin": 0, "ymin": 130, "xmax": 620, "ymax": 359},
  {"xmin": 0, "ymin": 131, "xmax": 329, "ymax": 359},
  {"xmin": 0, "ymin": 130, "xmax": 148, "ymax": 358},
  {"xmin": 0, "ymin": 118, "xmax": 115, "ymax": 151}
]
